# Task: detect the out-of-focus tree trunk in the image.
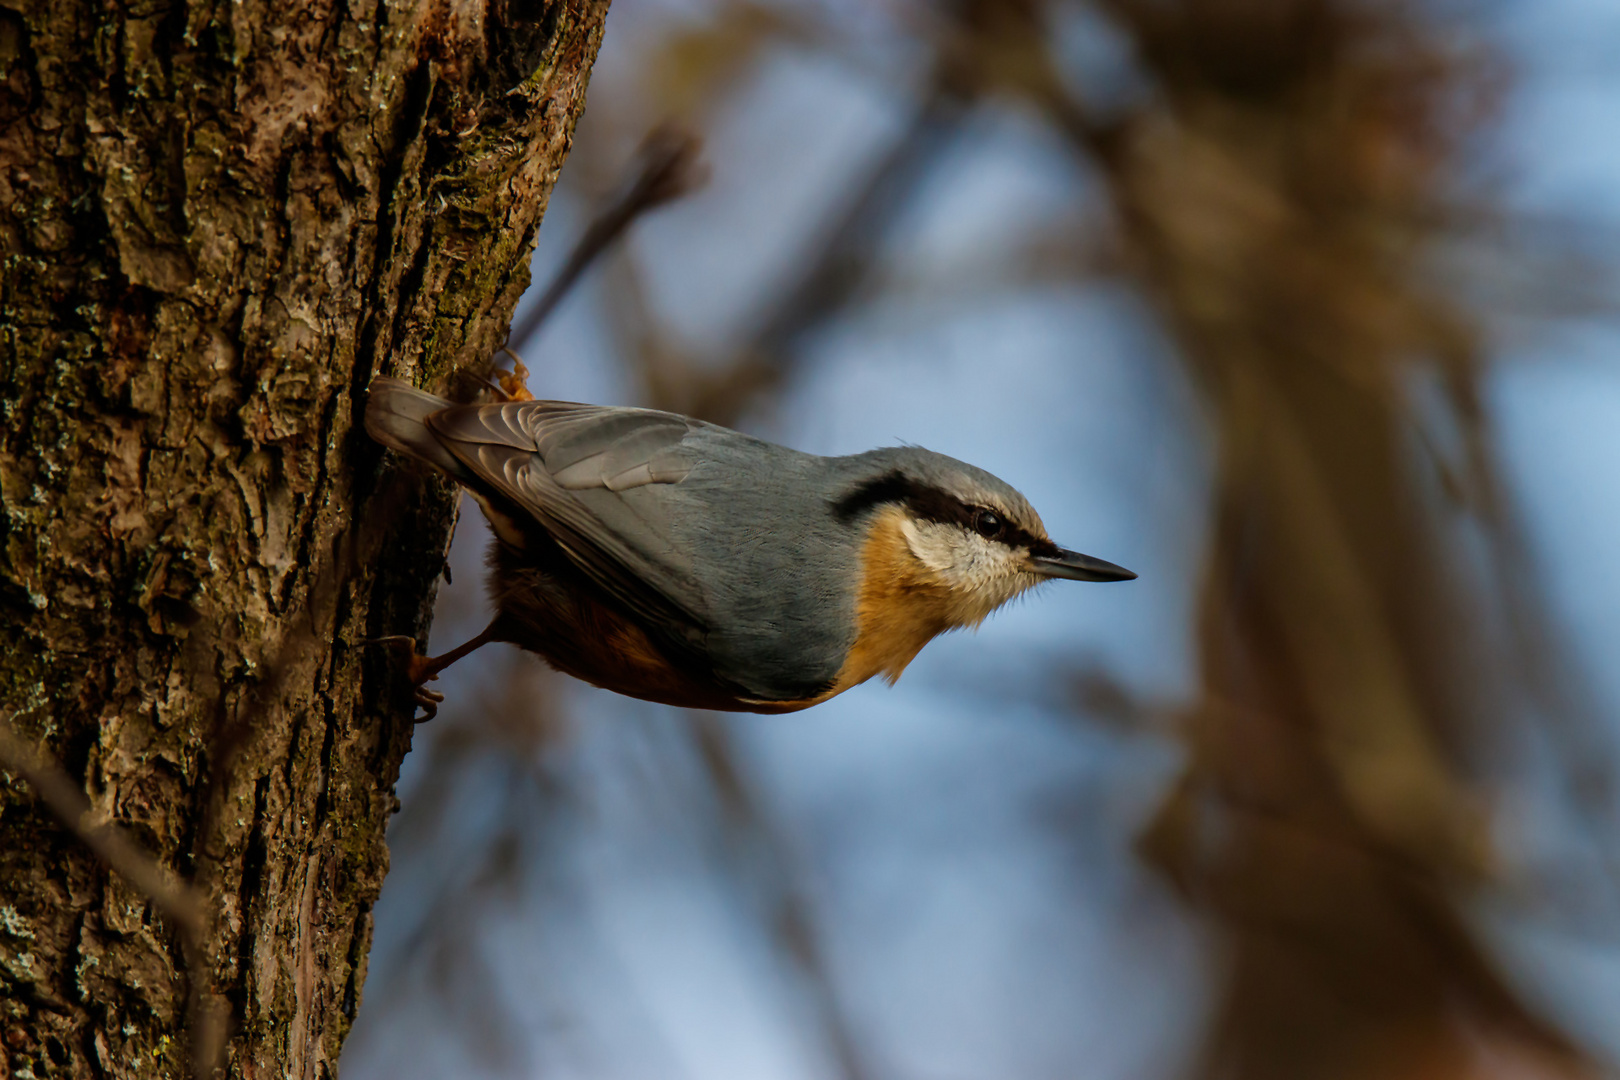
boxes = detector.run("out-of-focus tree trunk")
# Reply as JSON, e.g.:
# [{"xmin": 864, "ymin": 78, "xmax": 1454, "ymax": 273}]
[
  {"xmin": 1074, "ymin": 3, "xmax": 1593, "ymax": 1078},
  {"xmin": 0, "ymin": 0, "xmax": 607, "ymax": 1075}
]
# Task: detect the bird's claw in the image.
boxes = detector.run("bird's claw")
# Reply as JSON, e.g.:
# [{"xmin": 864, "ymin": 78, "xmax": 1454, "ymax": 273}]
[
  {"xmin": 413, "ymin": 686, "xmax": 445, "ymax": 721},
  {"xmin": 493, "ymin": 354, "xmax": 534, "ymax": 402},
  {"xmin": 361, "ymin": 635, "xmax": 443, "ymax": 721}
]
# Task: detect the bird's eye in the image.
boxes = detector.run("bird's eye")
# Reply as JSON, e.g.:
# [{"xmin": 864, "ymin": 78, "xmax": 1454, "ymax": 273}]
[{"xmin": 972, "ymin": 509, "xmax": 1005, "ymax": 540}]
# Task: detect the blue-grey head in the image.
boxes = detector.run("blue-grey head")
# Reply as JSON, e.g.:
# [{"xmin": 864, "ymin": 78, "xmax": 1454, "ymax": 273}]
[{"xmin": 821, "ymin": 447, "xmax": 1135, "ymax": 683}]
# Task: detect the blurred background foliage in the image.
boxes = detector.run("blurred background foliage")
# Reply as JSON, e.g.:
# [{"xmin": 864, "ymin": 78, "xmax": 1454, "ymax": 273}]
[{"xmin": 342, "ymin": 1, "xmax": 1620, "ymax": 1077}]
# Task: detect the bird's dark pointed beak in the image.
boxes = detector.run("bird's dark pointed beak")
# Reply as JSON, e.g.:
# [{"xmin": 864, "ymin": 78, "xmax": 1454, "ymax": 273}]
[{"xmin": 1030, "ymin": 548, "xmax": 1137, "ymax": 582}]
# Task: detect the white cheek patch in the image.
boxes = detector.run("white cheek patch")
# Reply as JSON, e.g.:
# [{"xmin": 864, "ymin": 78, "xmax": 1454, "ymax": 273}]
[
  {"xmin": 898, "ymin": 518, "xmax": 960, "ymax": 575},
  {"xmin": 899, "ymin": 518, "xmax": 1041, "ymax": 622}
]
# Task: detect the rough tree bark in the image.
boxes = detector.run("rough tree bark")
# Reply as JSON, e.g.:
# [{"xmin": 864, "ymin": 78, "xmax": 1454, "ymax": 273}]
[{"xmin": 0, "ymin": 0, "xmax": 608, "ymax": 1075}]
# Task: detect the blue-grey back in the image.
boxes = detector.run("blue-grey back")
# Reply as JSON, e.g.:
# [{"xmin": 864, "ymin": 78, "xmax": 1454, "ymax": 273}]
[
  {"xmin": 423, "ymin": 398, "xmax": 871, "ymax": 699},
  {"xmin": 659, "ymin": 431, "xmax": 867, "ymax": 699}
]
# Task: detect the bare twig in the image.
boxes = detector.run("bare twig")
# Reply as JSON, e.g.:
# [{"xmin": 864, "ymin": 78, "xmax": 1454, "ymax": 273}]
[
  {"xmin": 506, "ymin": 124, "xmax": 708, "ymax": 355},
  {"xmin": 611, "ymin": 84, "xmax": 967, "ymax": 425}
]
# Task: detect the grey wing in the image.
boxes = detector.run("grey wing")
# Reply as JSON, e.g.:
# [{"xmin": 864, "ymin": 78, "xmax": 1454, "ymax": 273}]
[{"xmin": 425, "ymin": 400, "xmax": 715, "ymax": 666}]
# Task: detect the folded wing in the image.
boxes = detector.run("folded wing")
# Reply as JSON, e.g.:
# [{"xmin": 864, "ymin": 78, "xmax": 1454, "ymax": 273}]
[{"xmin": 425, "ymin": 400, "xmax": 715, "ymax": 672}]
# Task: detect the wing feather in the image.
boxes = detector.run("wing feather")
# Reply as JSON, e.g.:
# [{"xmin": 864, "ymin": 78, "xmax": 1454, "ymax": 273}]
[{"xmin": 426, "ymin": 401, "xmax": 713, "ymax": 667}]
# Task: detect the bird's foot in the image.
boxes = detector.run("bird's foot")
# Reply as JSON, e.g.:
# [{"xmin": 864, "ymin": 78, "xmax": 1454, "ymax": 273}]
[
  {"xmin": 361, "ymin": 635, "xmax": 444, "ymax": 721},
  {"xmin": 413, "ymin": 685, "xmax": 445, "ymax": 721},
  {"xmin": 361, "ymin": 634, "xmax": 440, "ymax": 683},
  {"xmin": 493, "ymin": 353, "xmax": 534, "ymax": 402}
]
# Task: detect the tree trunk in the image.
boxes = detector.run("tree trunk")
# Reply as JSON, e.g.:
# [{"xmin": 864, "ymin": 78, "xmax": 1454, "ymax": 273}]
[{"xmin": 0, "ymin": 0, "xmax": 607, "ymax": 1075}]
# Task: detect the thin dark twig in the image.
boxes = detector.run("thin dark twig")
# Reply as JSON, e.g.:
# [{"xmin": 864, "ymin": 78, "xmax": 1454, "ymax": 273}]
[
  {"xmin": 655, "ymin": 81, "xmax": 968, "ymax": 424},
  {"xmin": 748, "ymin": 94, "xmax": 964, "ymax": 356},
  {"xmin": 506, "ymin": 124, "xmax": 708, "ymax": 355},
  {"xmin": 0, "ymin": 712, "xmax": 226, "ymax": 1079}
]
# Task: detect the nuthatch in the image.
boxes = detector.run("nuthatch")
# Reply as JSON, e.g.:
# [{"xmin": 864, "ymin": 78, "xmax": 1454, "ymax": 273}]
[{"xmin": 365, "ymin": 376, "xmax": 1134, "ymax": 716}]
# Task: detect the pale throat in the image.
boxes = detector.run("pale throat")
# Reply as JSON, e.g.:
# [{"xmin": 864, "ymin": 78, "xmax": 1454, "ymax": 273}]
[
  {"xmin": 827, "ymin": 507, "xmax": 1041, "ymax": 697},
  {"xmin": 896, "ymin": 515, "xmax": 1041, "ymax": 624}
]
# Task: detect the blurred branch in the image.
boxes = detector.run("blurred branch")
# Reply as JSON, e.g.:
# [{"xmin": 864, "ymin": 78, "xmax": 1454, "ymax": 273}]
[
  {"xmin": 507, "ymin": 124, "xmax": 708, "ymax": 357},
  {"xmin": 623, "ymin": 46, "xmax": 973, "ymax": 422},
  {"xmin": 643, "ymin": 2, "xmax": 828, "ymax": 120},
  {"xmin": 941, "ymin": 0, "xmax": 1123, "ymax": 160},
  {"xmin": 1442, "ymin": 363, "xmax": 1620, "ymax": 917},
  {"xmin": 1433, "ymin": 215, "xmax": 1620, "ymax": 326}
]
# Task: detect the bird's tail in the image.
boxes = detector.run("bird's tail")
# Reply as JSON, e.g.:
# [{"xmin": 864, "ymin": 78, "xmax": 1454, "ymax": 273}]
[{"xmin": 364, "ymin": 376, "xmax": 474, "ymax": 483}]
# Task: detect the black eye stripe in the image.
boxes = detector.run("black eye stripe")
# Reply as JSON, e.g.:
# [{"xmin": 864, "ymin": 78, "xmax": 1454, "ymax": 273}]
[
  {"xmin": 832, "ymin": 470, "xmax": 1058, "ymax": 555},
  {"xmin": 831, "ymin": 471, "xmax": 921, "ymax": 523}
]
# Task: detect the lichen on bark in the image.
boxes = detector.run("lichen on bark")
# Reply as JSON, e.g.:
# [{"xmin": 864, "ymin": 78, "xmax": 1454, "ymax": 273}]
[{"xmin": 0, "ymin": 0, "xmax": 609, "ymax": 1075}]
